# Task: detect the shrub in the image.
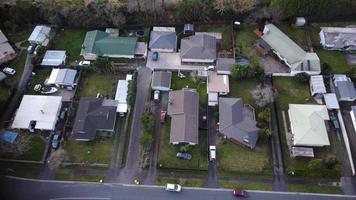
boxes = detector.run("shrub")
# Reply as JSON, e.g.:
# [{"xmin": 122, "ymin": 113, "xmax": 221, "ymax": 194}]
[
  {"xmin": 293, "ymin": 72, "xmax": 310, "ymax": 83},
  {"xmin": 321, "ymin": 63, "xmax": 333, "ymax": 75},
  {"xmin": 251, "ymin": 85, "xmax": 274, "ymax": 107},
  {"xmin": 258, "ymin": 107, "xmax": 271, "ymax": 123}
]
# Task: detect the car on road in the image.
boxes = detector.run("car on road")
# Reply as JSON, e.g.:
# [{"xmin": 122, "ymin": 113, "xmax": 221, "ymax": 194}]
[
  {"xmin": 160, "ymin": 111, "xmax": 167, "ymax": 123},
  {"xmin": 153, "ymin": 90, "xmax": 160, "ymax": 102},
  {"xmin": 52, "ymin": 132, "xmax": 62, "ymax": 149},
  {"xmin": 79, "ymin": 60, "xmax": 91, "ymax": 67},
  {"xmin": 152, "ymin": 51, "xmax": 159, "ymax": 61},
  {"xmin": 3, "ymin": 67, "xmax": 16, "ymax": 75},
  {"xmin": 204, "ymin": 65, "xmax": 215, "ymax": 71},
  {"xmin": 176, "ymin": 152, "xmax": 192, "ymax": 160},
  {"xmin": 232, "ymin": 189, "xmax": 247, "ymax": 197},
  {"xmin": 209, "ymin": 145, "xmax": 216, "ymax": 161},
  {"xmin": 166, "ymin": 184, "xmax": 181, "ymax": 192}
]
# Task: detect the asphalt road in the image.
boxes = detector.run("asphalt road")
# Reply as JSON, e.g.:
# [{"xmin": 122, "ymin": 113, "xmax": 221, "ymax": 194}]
[{"xmin": 1, "ymin": 177, "xmax": 355, "ymax": 200}]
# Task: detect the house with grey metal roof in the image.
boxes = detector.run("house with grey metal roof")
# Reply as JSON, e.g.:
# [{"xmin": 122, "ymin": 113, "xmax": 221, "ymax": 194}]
[
  {"xmin": 180, "ymin": 34, "xmax": 216, "ymax": 64},
  {"xmin": 41, "ymin": 50, "xmax": 66, "ymax": 66},
  {"xmin": 333, "ymin": 74, "xmax": 356, "ymax": 101},
  {"xmin": 319, "ymin": 27, "xmax": 356, "ymax": 51},
  {"xmin": 47, "ymin": 68, "xmax": 77, "ymax": 89},
  {"xmin": 261, "ymin": 24, "xmax": 320, "ymax": 76},
  {"xmin": 149, "ymin": 27, "xmax": 177, "ymax": 52},
  {"xmin": 216, "ymin": 58, "xmax": 235, "ymax": 75},
  {"xmin": 219, "ymin": 98, "xmax": 260, "ymax": 149},
  {"xmin": 151, "ymin": 71, "xmax": 172, "ymax": 91},
  {"xmin": 350, "ymin": 106, "xmax": 356, "ymax": 132},
  {"xmin": 28, "ymin": 25, "xmax": 51, "ymax": 46},
  {"xmin": 167, "ymin": 88, "xmax": 199, "ymax": 145},
  {"xmin": 71, "ymin": 97, "xmax": 118, "ymax": 141}
]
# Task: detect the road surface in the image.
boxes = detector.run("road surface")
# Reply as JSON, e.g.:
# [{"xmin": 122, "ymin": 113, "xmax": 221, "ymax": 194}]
[{"xmin": 1, "ymin": 176, "xmax": 355, "ymax": 200}]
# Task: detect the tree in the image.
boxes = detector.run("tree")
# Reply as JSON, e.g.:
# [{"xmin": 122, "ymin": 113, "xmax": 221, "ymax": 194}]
[
  {"xmin": 92, "ymin": 57, "xmax": 112, "ymax": 72},
  {"xmin": 140, "ymin": 131, "xmax": 153, "ymax": 150},
  {"xmin": 321, "ymin": 63, "xmax": 333, "ymax": 75},
  {"xmin": 212, "ymin": 0, "xmax": 256, "ymax": 15},
  {"xmin": 141, "ymin": 112, "xmax": 155, "ymax": 133},
  {"xmin": 251, "ymin": 85, "xmax": 274, "ymax": 107},
  {"xmin": 177, "ymin": 0, "xmax": 212, "ymax": 22},
  {"xmin": 231, "ymin": 64, "xmax": 254, "ymax": 80},
  {"xmin": 293, "ymin": 72, "xmax": 309, "ymax": 83},
  {"xmin": 47, "ymin": 148, "xmax": 68, "ymax": 170},
  {"xmin": 258, "ymin": 107, "xmax": 271, "ymax": 122}
]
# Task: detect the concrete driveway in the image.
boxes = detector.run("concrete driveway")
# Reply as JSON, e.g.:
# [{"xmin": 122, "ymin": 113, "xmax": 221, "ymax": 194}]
[{"xmin": 146, "ymin": 51, "xmax": 205, "ymax": 71}]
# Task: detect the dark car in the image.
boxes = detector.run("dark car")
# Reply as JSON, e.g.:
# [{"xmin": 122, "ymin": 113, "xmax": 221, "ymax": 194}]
[
  {"xmin": 152, "ymin": 51, "xmax": 159, "ymax": 61},
  {"xmin": 233, "ymin": 189, "xmax": 247, "ymax": 197},
  {"xmin": 52, "ymin": 132, "xmax": 62, "ymax": 149},
  {"xmin": 176, "ymin": 152, "xmax": 192, "ymax": 160}
]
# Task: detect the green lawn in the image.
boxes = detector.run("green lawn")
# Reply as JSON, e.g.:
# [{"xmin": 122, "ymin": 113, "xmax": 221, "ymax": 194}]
[
  {"xmin": 156, "ymin": 177, "xmax": 204, "ymax": 187},
  {"xmin": 0, "ymin": 85, "xmax": 10, "ymax": 101},
  {"xmin": 229, "ymin": 78, "xmax": 259, "ymax": 106},
  {"xmin": 288, "ymin": 184, "xmax": 342, "ymax": 194},
  {"xmin": 78, "ymin": 72, "xmax": 117, "ymax": 97},
  {"xmin": 235, "ymin": 26, "xmax": 258, "ymax": 55},
  {"xmin": 26, "ymin": 68, "xmax": 51, "ymax": 95},
  {"xmin": 51, "ymin": 29, "xmax": 87, "ymax": 62},
  {"xmin": 158, "ymin": 121, "xmax": 208, "ymax": 170},
  {"xmin": 11, "ymin": 50, "xmax": 27, "ymax": 82},
  {"xmin": 54, "ymin": 173, "xmax": 105, "ymax": 182},
  {"xmin": 196, "ymin": 24, "xmax": 232, "ymax": 50},
  {"xmin": 65, "ymin": 140, "xmax": 113, "ymax": 164},
  {"xmin": 5, "ymin": 26, "xmax": 33, "ymax": 43},
  {"xmin": 0, "ymin": 136, "xmax": 46, "ymax": 161},
  {"xmin": 219, "ymin": 181, "xmax": 272, "ymax": 191}
]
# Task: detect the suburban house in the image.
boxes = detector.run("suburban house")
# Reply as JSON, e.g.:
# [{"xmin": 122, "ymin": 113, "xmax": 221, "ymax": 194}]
[
  {"xmin": 0, "ymin": 29, "xmax": 16, "ymax": 65},
  {"xmin": 350, "ymin": 106, "xmax": 356, "ymax": 132},
  {"xmin": 71, "ymin": 97, "xmax": 118, "ymax": 141},
  {"xmin": 288, "ymin": 104, "xmax": 330, "ymax": 147},
  {"xmin": 115, "ymin": 79, "xmax": 129, "ymax": 115},
  {"xmin": 41, "ymin": 50, "xmax": 66, "ymax": 67},
  {"xmin": 260, "ymin": 24, "xmax": 321, "ymax": 76},
  {"xmin": 149, "ymin": 27, "xmax": 177, "ymax": 52},
  {"xmin": 309, "ymin": 75, "xmax": 326, "ymax": 96},
  {"xmin": 333, "ymin": 74, "xmax": 356, "ymax": 101},
  {"xmin": 207, "ymin": 71, "xmax": 229, "ymax": 106},
  {"xmin": 167, "ymin": 88, "xmax": 199, "ymax": 145},
  {"xmin": 12, "ymin": 95, "xmax": 62, "ymax": 131},
  {"xmin": 151, "ymin": 71, "xmax": 172, "ymax": 91},
  {"xmin": 216, "ymin": 58, "xmax": 235, "ymax": 75},
  {"xmin": 180, "ymin": 34, "xmax": 216, "ymax": 64},
  {"xmin": 28, "ymin": 25, "xmax": 51, "ymax": 46},
  {"xmin": 319, "ymin": 27, "xmax": 356, "ymax": 51},
  {"xmin": 218, "ymin": 98, "xmax": 260, "ymax": 149},
  {"xmin": 46, "ymin": 68, "xmax": 77, "ymax": 90},
  {"xmin": 323, "ymin": 93, "xmax": 340, "ymax": 110},
  {"xmin": 80, "ymin": 30, "xmax": 137, "ymax": 60}
]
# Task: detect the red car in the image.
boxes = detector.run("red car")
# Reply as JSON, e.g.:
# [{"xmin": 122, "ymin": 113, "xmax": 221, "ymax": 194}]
[
  {"xmin": 233, "ymin": 189, "xmax": 247, "ymax": 197},
  {"xmin": 160, "ymin": 111, "xmax": 167, "ymax": 123}
]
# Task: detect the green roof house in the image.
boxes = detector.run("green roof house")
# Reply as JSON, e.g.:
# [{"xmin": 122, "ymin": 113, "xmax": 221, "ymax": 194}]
[
  {"xmin": 261, "ymin": 24, "xmax": 320, "ymax": 76},
  {"xmin": 80, "ymin": 30, "xmax": 137, "ymax": 60}
]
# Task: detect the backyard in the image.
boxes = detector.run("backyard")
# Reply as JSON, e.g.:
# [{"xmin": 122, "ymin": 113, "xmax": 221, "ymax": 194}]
[
  {"xmin": 229, "ymin": 78, "xmax": 259, "ymax": 106},
  {"xmin": 64, "ymin": 140, "xmax": 113, "ymax": 164},
  {"xmin": 26, "ymin": 68, "xmax": 51, "ymax": 95},
  {"xmin": 158, "ymin": 121, "xmax": 208, "ymax": 170},
  {"xmin": 235, "ymin": 26, "xmax": 258, "ymax": 56},
  {"xmin": 196, "ymin": 23, "xmax": 232, "ymax": 50},
  {"xmin": 78, "ymin": 72, "xmax": 117, "ymax": 97}
]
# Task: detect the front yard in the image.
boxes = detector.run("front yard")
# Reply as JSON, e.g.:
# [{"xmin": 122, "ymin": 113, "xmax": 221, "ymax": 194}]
[
  {"xmin": 64, "ymin": 140, "xmax": 113, "ymax": 164},
  {"xmin": 78, "ymin": 72, "xmax": 117, "ymax": 97},
  {"xmin": 158, "ymin": 121, "xmax": 208, "ymax": 171}
]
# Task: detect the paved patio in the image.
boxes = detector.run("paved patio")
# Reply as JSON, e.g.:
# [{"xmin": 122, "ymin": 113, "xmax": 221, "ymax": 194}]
[{"xmin": 259, "ymin": 56, "xmax": 290, "ymax": 74}]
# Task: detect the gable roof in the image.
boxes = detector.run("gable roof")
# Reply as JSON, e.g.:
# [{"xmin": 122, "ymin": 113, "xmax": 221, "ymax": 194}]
[
  {"xmin": 71, "ymin": 97, "xmax": 117, "ymax": 141},
  {"xmin": 81, "ymin": 30, "xmax": 137, "ymax": 57},
  {"xmin": 41, "ymin": 50, "xmax": 66, "ymax": 66},
  {"xmin": 219, "ymin": 98, "xmax": 260, "ymax": 149},
  {"xmin": 310, "ymin": 75, "xmax": 326, "ymax": 96},
  {"xmin": 180, "ymin": 34, "xmax": 216, "ymax": 60},
  {"xmin": 47, "ymin": 68, "xmax": 77, "ymax": 86},
  {"xmin": 28, "ymin": 25, "xmax": 51, "ymax": 45},
  {"xmin": 149, "ymin": 30, "xmax": 177, "ymax": 50},
  {"xmin": 167, "ymin": 89, "xmax": 199, "ymax": 144},
  {"xmin": 261, "ymin": 24, "xmax": 320, "ymax": 72},
  {"xmin": 152, "ymin": 71, "xmax": 172, "ymax": 90},
  {"xmin": 288, "ymin": 104, "xmax": 330, "ymax": 147}
]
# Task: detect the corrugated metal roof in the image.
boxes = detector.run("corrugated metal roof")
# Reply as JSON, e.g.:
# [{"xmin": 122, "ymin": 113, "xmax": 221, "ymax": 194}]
[{"xmin": 41, "ymin": 50, "xmax": 66, "ymax": 66}]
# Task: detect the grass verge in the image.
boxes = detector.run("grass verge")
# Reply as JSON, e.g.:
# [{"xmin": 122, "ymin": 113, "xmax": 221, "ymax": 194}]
[
  {"xmin": 219, "ymin": 181, "xmax": 272, "ymax": 191},
  {"xmin": 288, "ymin": 184, "xmax": 342, "ymax": 194},
  {"xmin": 156, "ymin": 177, "xmax": 204, "ymax": 187},
  {"xmin": 54, "ymin": 173, "xmax": 105, "ymax": 182}
]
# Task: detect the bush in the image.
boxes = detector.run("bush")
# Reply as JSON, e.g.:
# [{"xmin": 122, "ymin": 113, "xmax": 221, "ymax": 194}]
[
  {"xmin": 293, "ymin": 72, "xmax": 309, "ymax": 83},
  {"xmin": 231, "ymin": 64, "xmax": 255, "ymax": 80},
  {"xmin": 251, "ymin": 85, "xmax": 274, "ymax": 107},
  {"xmin": 141, "ymin": 112, "xmax": 155, "ymax": 133},
  {"xmin": 323, "ymin": 155, "xmax": 338, "ymax": 169},
  {"xmin": 258, "ymin": 107, "xmax": 271, "ymax": 123},
  {"xmin": 321, "ymin": 63, "xmax": 333, "ymax": 75}
]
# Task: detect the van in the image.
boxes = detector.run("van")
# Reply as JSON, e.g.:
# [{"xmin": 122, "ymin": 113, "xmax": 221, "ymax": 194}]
[{"xmin": 209, "ymin": 145, "xmax": 216, "ymax": 161}]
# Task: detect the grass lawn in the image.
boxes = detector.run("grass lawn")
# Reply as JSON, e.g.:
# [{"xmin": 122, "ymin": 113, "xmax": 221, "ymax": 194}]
[
  {"xmin": 288, "ymin": 184, "xmax": 342, "ymax": 194},
  {"xmin": 78, "ymin": 72, "xmax": 117, "ymax": 97},
  {"xmin": 51, "ymin": 29, "xmax": 87, "ymax": 62},
  {"xmin": 156, "ymin": 177, "xmax": 204, "ymax": 187},
  {"xmin": 158, "ymin": 121, "xmax": 208, "ymax": 170},
  {"xmin": 12, "ymin": 171, "xmax": 41, "ymax": 179},
  {"xmin": 196, "ymin": 24, "xmax": 232, "ymax": 50},
  {"xmin": 235, "ymin": 26, "xmax": 258, "ymax": 55},
  {"xmin": 65, "ymin": 140, "xmax": 113, "ymax": 164},
  {"xmin": 26, "ymin": 68, "xmax": 51, "ymax": 95},
  {"xmin": 219, "ymin": 181, "xmax": 272, "ymax": 191},
  {"xmin": 5, "ymin": 26, "xmax": 33, "ymax": 43},
  {"xmin": 54, "ymin": 173, "xmax": 105, "ymax": 182},
  {"xmin": 217, "ymin": 136, "xmax": 271, "ymax": 174},
  {"xmin": 0, "ymin": 136, "xmax": 46, "ymax": 161},
  {"xmin": 11, "ymin": 50, "xmax": 27, "ymax": 82},
  {"xmin": 229, "ymin": 78, "xmax": 259, "ymax": 106},
  {"xmin": 171, "ymin": 72, "xmax": 207, "ymax": 108}
]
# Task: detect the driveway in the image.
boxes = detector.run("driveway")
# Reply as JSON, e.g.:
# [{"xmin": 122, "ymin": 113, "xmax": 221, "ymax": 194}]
[
  {"xmin": 205, "ymin": 106, "xmax": 218, "ymax": 188},
  {"xmin": 146, "ymin": 51, "xmax": 205, "ymax": 71},
  {"xmin": 259, "ymin": 56, "xmax": 290, "ymax": 74}
]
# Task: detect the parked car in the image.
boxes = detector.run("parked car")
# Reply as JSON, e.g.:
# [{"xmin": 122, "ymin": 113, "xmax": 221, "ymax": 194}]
[
  {"xmin": 152, "ymin": 51, "xmax": 159, "ymax": 61},
  {"xmin": 204, "ymin": 65, "xmax": 215, "ymax": 71},
  {"xmin": 41, "ymin": 86, "xmax": 58, "ymax": 94},
  {"xmin": 209, "ymin": 145, "xmax": 216, "ymax": 161},
  {"xmin": 27, "ymin": 44, "xmax": 36, "ymax": 54},
  {"xmin": 153, "ymin": 90, "xmax": 160, "ymax": 102},
  {"xmin": 79, "ymin": 60, "xmax": 91, "ymax": 67},
  {"xmin": 160, "ymin": 111, "xmax": 167, "ymax": 123},
  {"xmin": 176, "ymin": 152, "xmax": 192, "ymax": 160},
  {"xmin": 232, "ymin": 189, "xmax": 247, "ymax": 197},
  {"xmin": 166, "ymin": 184, "xmax": 182, "ymax": 192},
  {"xmin": 52, "ymin": 132, "xmax": 62, "ymax": 149},
  {"xmin": 3, "ymin": 67, "xmax": 16, "ymax": 75}
]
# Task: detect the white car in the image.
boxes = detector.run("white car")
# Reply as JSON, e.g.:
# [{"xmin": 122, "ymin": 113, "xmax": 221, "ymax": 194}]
[
  {"xmin": 153, "ymin": 90, "xmax": 160, "ymax": 102},
  {"xmin": 3, "ymin": 67, "xmax": 16, "ymax": 75},
  {"xmin": 79, "ymin": 60, "xmax": 91, "ymax": 66},
  {"xmin": 204, "ymin": 65, "xmax": 215, "ymax": 71},
  {"xmin": 209, "ymin": 145, "xmax": 216, "ymax": 161},
  {"xmin": 166, "ymin": 184, "xmax": 182, "ymax": 192}
]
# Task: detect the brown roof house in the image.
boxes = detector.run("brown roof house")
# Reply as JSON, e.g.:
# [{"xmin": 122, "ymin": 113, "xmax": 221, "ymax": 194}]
[
  {"xmin": 0, "ymin": 30, "xmax": 16, "ymax": 65},
  {"xmin": 167, "ymin": 88, "xmax": 199, "ymax": 145}
]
